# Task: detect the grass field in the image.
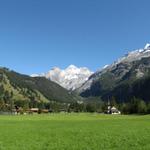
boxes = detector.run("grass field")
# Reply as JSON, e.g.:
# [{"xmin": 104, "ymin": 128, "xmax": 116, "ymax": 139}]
[{"xmin": 0, "ymin": 113, "xmax": 150, "ymax": 150}]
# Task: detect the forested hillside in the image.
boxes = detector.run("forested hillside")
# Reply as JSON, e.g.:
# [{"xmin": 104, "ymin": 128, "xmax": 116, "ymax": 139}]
[{"xmin": 0, "ymin": 67, "xmax": 78, "ymax": 111}]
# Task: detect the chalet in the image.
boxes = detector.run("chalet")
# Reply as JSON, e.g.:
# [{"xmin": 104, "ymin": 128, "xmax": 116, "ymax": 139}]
[{"xmin": 30, "ymin": 108, "xmax": 39, "ymax": 113}]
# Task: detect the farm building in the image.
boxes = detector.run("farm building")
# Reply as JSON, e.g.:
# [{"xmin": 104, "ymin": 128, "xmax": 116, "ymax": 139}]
[{"xmin": 30, "ymin": 108, "xmax": 39, "ymax": 113}]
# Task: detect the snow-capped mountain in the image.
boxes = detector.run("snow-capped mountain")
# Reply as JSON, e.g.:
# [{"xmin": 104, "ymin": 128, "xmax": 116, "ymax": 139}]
[
  {"xmin": 31, "ymin": 65, "xmax": 93, "ymax": 90},
  {"xmin": 114, "ymin": 43, "xmax": 150, "ymax": 64},
  {"xmin": 78, "ymin": 43, "xmax": 150, "ymax": 94}
]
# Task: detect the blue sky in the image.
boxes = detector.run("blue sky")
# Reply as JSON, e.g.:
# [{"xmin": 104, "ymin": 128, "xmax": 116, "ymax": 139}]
[{"xmin": 0, "ymin": 0, "xmax": 150, "ymax": 75}]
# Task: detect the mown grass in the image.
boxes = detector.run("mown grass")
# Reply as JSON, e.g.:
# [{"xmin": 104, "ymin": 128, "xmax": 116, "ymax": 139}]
[{"xmin": 0, "ymin": 113, "xmax": 150, "ymax": 150}]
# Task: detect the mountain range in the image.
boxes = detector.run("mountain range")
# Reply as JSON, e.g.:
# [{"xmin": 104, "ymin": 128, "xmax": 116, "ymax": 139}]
[
  {"xmin": 78, "ymin": 43, "xmax": 150, "ymax": 102},
  {"xmin": 1, "ymin": 43, "xmax": 150, "ymax": 105}
]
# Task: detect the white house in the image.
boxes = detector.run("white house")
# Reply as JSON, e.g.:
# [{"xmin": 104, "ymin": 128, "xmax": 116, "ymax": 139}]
[{"xmin": 110, "ymin": 106, "xmax": 121, "ymax": 114}]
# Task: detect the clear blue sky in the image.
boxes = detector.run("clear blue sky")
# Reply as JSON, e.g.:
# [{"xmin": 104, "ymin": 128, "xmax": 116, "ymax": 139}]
[{"xmin": 0, "ymin": 0, "xmax": 150, "ymax": 75}]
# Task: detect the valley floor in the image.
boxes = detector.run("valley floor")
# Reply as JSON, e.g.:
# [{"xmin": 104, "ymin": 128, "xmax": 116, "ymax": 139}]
[{"xmin": 0, "ymin": 113, "xmax": 150, "ymax": 150}]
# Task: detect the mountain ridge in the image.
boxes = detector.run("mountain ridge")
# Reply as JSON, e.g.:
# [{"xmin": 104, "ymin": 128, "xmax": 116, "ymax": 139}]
[
  {"xmin": 77, "ymin": 43, "xmax": 150, "ymax": 102},
  {"xmin": 31, "ymin": 65, "xmax": 93, "ymax": 90}
]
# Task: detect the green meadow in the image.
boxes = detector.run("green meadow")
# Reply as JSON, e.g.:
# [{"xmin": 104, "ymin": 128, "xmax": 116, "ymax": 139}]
[{"xmin": 0, "ymin": 113, "xmax": 150, "ymax": 150}]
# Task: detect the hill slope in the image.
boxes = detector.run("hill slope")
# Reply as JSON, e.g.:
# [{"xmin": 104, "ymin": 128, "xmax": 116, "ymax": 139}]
[{"xmin": 0, "ymin": 68, "xmax": 77, "ymax": 104}]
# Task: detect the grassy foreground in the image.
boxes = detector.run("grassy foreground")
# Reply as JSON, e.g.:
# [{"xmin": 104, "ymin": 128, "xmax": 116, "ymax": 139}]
[{"xmin": 0, "ymin": 114, "xmax": 150, "ymax": 150}]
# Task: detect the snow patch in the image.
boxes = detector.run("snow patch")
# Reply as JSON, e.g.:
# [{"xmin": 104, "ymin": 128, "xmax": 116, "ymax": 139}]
[{"xmin": 144, "ymin": 43, "xmax": 150, "ymax": 49}]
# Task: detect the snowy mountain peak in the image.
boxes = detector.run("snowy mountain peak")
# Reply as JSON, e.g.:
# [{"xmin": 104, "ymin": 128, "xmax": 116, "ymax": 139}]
[
  {"xmin": 144, "ymin": 43, "xmax": 150, "ymax": 50},
  {"xmin": 113, "ymin": 43, "xmax": 150, "ymax": 65},
  {"xmin": 67, "ymin": 64, "xmax": 78, "ymax": 69},
  {"xmin": 31, "ymin": 65, "xmax": 93, "ymax": 90}
]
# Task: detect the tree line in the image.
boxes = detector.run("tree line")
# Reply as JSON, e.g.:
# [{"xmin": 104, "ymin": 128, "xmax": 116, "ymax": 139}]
[{"xmin": 0, "ymin": 87, "xmax": 150, "ymax": 114}]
